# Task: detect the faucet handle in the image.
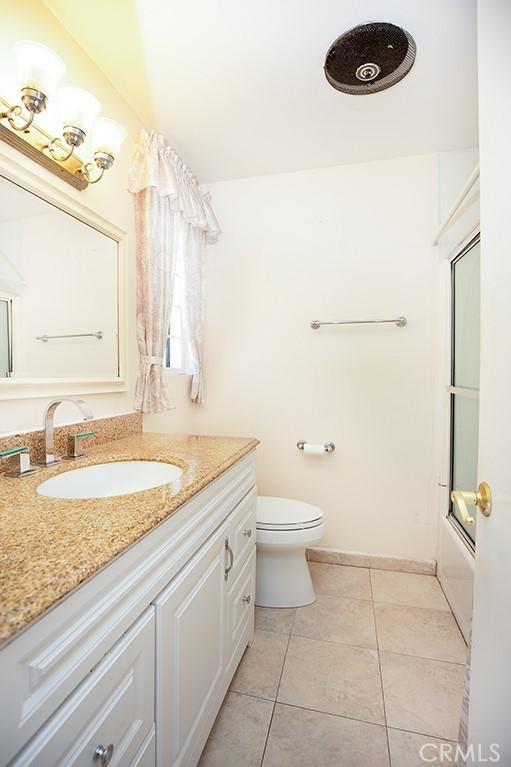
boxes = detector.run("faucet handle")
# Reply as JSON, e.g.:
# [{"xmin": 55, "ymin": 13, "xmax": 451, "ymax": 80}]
[
  {"xmin": 66, "ymin": 430, "xmax": 96, "ymax": 460},
  {"xmin": 0, "ymin": 446, "xmax": 37, "ymax": 477}
]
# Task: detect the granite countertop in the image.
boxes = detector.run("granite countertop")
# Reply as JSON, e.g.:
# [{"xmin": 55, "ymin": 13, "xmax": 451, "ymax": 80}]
[{"xmin": 0, "ymin": 432, "xmax": 258, "ymax": 646}]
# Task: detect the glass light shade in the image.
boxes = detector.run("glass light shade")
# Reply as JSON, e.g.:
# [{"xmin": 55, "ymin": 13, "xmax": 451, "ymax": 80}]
[
  {"xmin": 57, "ymin": 86, "xmax": 101, "ymax": 134},
  {"xmin": 92, "ymin": 118, "xmax": 127, "ymax": 158},
  {"xmin": 14, "ymin": 40, "xmax": 65, "ymax": 98}
]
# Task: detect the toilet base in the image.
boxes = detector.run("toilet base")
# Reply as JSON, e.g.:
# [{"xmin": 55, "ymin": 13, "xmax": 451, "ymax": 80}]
[{"xmin": 255, "ymin": 545, "xmax": 316, "ymax": 608}]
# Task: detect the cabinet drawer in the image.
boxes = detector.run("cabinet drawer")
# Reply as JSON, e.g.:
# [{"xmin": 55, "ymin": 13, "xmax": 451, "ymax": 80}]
[
  {"xmin": 227, "ymin": 549, "xmax": 256, "ymax": 656},
  {"xmin": 11, "ymin": 609, "xmax": 155, "ymax": 767},
  {"xmin": 228, "ymin": 488, "xmax": 256, "ymax": 582}
]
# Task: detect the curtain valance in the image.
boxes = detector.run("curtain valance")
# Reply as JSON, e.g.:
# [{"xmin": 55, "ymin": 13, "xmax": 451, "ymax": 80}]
[{"xmin": 128, "ymin": 130, "xmax": 220, "ymax": 243}]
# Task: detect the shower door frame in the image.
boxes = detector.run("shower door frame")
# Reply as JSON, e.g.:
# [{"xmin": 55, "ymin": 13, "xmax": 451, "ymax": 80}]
[
  {"xmin": 0, "ymin": 292, "xmax": 13, "ymax": 377},
  {"xmin": 436, "ymin": 225, "xmax": 480, "ymax": 642}
]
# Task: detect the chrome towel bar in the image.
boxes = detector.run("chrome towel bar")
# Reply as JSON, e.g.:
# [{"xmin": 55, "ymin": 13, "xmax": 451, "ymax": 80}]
[
  {"xmin": 310, "ymin": 317, "xmax": 407, "ymax": 330},
  {"xmin": 36, "ymin": 331, "xmax": 103, "ymax": 342}
]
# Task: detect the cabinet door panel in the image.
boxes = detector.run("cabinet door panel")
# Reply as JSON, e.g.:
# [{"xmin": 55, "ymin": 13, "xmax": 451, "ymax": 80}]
[
  {"xmin": 129, "ymin": 728, "xmax": 155, "ymax": 767},
  {"xmin": 10, "ymin": 609, "xmax": 155, "ymax": 767},
  {"xmin": 154, "ymin": 522, "xmax": 229, "ymax": 767}
]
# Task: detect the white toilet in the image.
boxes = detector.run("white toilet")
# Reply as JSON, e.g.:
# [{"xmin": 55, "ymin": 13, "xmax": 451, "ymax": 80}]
[{"xmin": 255, "ymin": 496, "xmax": 324, "ymax": 608}]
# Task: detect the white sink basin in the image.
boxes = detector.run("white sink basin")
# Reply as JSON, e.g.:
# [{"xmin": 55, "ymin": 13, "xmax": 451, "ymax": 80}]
[{"xmin": 37, "ymin": 460, "xmax": 183, "ymax": 499}]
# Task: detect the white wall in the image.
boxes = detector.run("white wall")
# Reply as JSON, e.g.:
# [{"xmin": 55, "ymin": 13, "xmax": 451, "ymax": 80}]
[
  {"xmin": 0, "ymin": 0, "xmax": 144, "ymax": 432},
  {"xmin": 147, "ymin": 153, "xmax": 441, "ymax": 560}
]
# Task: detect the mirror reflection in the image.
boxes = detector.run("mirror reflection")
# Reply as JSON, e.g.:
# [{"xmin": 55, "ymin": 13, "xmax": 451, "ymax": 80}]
[{"xmin": 0, "ymin": 175, "xmax": 119, "ymax": 379}]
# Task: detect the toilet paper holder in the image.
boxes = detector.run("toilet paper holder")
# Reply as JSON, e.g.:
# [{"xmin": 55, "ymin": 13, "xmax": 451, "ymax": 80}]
[{"xmin": 297, "ymin": 440, "xmax": 336, "ymax": 453}]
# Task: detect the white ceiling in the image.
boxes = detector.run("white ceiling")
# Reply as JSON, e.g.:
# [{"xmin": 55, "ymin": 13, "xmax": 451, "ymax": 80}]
[{"xmin": 45, "ymin": 0, "xmax": 478, "ymax": 182}]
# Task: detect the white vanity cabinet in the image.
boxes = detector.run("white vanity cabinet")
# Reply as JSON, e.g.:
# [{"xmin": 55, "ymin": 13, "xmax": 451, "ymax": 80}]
[
  {"xmin": 0, "ymin": 453, "xmax": 257, "ymax": 767},
  {"xmin": 9, "ymin": 609, "xmax": 156, "ymax": 767},
  {"xmin": 155, "ymin": 487, "xmax": 257, "ymax": 767}
]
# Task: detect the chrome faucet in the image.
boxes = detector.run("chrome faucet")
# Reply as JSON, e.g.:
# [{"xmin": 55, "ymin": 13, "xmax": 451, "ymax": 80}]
[{"xmin": 39, "ymin": 398, "xmax": 94, "ymax": 466}]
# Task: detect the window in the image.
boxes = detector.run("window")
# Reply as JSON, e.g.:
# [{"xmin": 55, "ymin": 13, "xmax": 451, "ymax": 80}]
[{"xmin": 164, "ymin": 252, "xmax": 184, "ymax": 372}]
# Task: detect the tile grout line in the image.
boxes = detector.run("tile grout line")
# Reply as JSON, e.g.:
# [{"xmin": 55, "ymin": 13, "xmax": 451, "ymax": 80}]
[
  {"xmin": 229, "ymin": 688, "xmax": 276, "ymax": 704},
  {"xmin": 233, "ymin": 686, "xmax": 459, "ymax": 739},
  {"xmin": 259, "ymin": 609, "xmax": 296, "ymax": 766},
  {"xmin": 281, "ymin": 625, "xmax": 466, "ymax": 668},
  {"xmin": 370, "ymin": 569, "xmax": 393, "ymax": 767},
  {"xmin": 265, "ymin": 698, "xmax": 387, "ymax": 729},
  {"xmin": 377, "ymin": 649, "xmax": 466, "ymax": 668},
  {"xmin": 372, "ymin": 598, "xmax": 455, "ymax": 613},
  {"xmin": 387, "ymin": 723, "xmax": 458, "ymax": 743}
]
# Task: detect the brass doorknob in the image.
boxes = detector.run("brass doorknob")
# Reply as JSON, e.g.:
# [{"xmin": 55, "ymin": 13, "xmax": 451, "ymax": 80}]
[{"xmin": 451, "ymin": 482, "xmax": 492, "ymax": 526}]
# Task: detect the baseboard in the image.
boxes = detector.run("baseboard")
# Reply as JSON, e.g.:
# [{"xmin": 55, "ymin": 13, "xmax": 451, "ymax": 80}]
[{"xmin": 306, "ymin": 547, "xmax": 437, "ymax": 576}]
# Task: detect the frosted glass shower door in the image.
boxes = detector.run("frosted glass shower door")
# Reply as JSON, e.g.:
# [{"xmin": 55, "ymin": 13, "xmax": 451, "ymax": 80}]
[{"xmin": 449, "ymin": 237, "xmax": 480, "ymax": 544}]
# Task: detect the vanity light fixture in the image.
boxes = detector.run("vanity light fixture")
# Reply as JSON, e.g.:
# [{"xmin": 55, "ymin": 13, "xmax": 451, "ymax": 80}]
[
  {"xmin": 5, "ymin": 41, "xmax": 65, "ymax": 131},
  {"xmin": 79, "ymin": 118, "xmax": 128, "ymax": 184},
  {"xmin": 0, "ymin": 40, "xmax": 126, "ymax": 190},
  {"xmin": 47, "ymin": 86, "xmax": 101, "ymax": 162}
]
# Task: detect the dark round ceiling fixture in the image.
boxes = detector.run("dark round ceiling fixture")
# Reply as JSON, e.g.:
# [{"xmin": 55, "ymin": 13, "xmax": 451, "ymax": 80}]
[{"xmin": 324, "ymin": 22, "xmax": 416, "ymax": 95}]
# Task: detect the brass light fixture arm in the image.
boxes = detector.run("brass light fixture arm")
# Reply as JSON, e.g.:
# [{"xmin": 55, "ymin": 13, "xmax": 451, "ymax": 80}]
[
  {"xmin": 78, "ymin": 151, "xmax": 113, "ymax": 184},
  {"xmin": 79, "ymin": 162, "xmax": 105, "ymax": 184},
  {"xmin": 0, "ymin": 104, "xmax": 35, "ymax": 132},
  {"xmin": 44, "ymin": 136, "xmax": 75, "ymax": 162}
]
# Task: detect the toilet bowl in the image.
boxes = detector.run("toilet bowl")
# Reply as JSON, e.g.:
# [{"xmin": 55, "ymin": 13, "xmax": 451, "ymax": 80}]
[{"xmin": 255, "ymin": 496, "xmax": 324, "ymax": 608}]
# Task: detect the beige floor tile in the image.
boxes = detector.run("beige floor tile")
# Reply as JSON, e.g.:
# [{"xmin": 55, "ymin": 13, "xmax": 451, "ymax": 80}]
[
  {"xmin": 278, "ymin": 635, "xmax": 385, "ymax": 724},
  {"xmin": 293, "ymin": 594, "xmax": 377, "ymax": 648},
  {"xmin": 263, "ymin": 704, "xmax": 389, "ymax": 767},
  {"xmin": 375, "ymin": 603, "xmax": 467, "ymax": 663},
  {"xmin": 255, "ymin": 606, "xmax": 295, "ymax": 634},
  {"xmin": 387, "ymin": 728, "xmax": 457, "ymax": 766},
  {"xmin": 380, "ymin": 652, "xmax": 465, "ymax": 740},
  {"xmin": 199, "ymin": 691, "xmax": 273, "ymax": 767},
  {"xmin": 310, "ymin": 562, "xmax": 372, "ymax": 600},
  {"xmin": 370, "ymin": 571, "xmax": 450, "ymax": 610},
  {"xmin": 230, "ymin": 629, "xmax": 288, "ymax": 700}
]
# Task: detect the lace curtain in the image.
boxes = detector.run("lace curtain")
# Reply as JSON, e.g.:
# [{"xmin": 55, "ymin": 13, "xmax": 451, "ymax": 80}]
[{"xmin": 128, "ymin": 130, "xmax": 220, "ymax": 412}]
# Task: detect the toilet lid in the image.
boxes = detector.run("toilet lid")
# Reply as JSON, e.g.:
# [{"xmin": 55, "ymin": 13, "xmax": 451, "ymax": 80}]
[{"xmin": 256, "ymin": 496, "xmax": 323, "ymax": 530}]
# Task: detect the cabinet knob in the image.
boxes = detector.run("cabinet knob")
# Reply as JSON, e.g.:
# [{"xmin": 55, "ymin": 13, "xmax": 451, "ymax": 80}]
[
  {"xmin": 242, "ymin": 594, "xmax": 251, "ymax": 604},
  {"xmin": 93, "ymin": 744, "xmax": 114, "ymax": 766},
  {"xmin": 243, "ymin": 528, "xmax": 252, "ymax": 538}
]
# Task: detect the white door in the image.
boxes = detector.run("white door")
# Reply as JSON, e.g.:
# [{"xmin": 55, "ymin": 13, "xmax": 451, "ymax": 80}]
[
  {"xmin": 464, "ymin": 0, "xmax": 511, "ymax": 760},
  {"xmin": 437, "ymin": 234, "xmax": 480, "ymax": 642},
  {"xmin": 153, "ymin": 521, "xmax": 229, "ymax": 767}
]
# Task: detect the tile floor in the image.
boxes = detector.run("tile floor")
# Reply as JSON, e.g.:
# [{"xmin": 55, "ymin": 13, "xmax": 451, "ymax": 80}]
[{"xmin": 199, "ymin": 563, "xmax": 467, "ymax": 767}]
